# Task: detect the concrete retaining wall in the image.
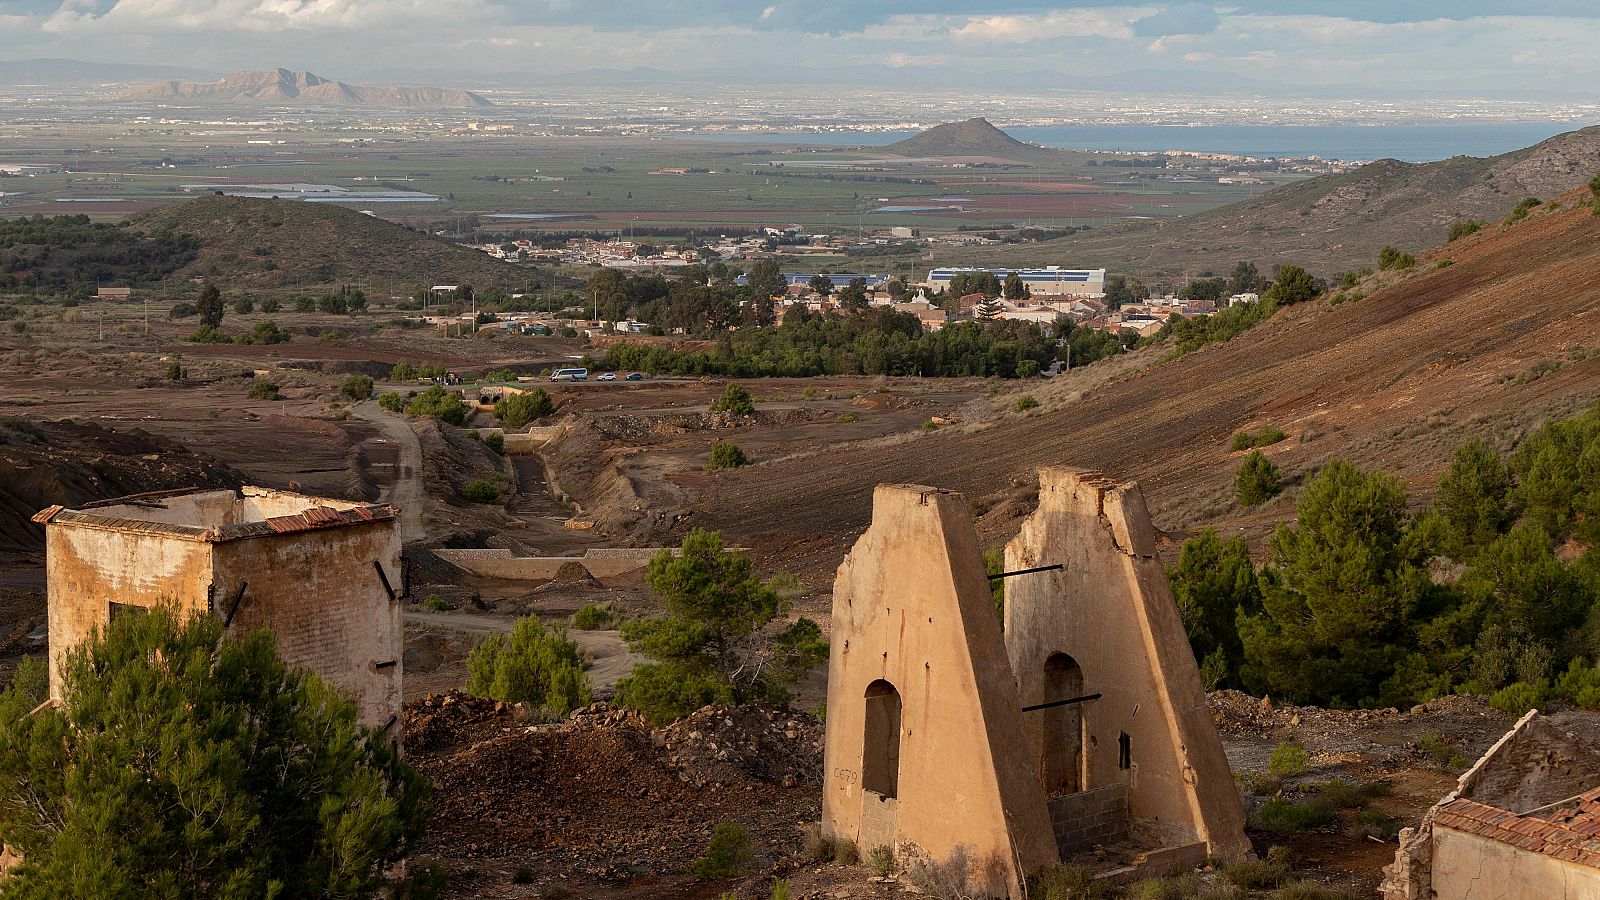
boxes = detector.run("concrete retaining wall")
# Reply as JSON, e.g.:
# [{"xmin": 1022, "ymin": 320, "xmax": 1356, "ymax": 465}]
[
  {"xmin": 502, "ymin": 427, "xmax": 563, "ymax": 454},
  {"xmin": 433, "ymin": 547, "xmax": 672, "ymax": 580}
]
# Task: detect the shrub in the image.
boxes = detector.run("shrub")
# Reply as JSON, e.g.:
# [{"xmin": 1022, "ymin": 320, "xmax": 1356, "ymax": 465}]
[
  {"xmin": 1436, "ymin": 259, "xmax": 1453, "ymax": 268},
  {"xmin": 185, "ymin": 325, "xmax": 232, "ymax": 344},
  {"xmin": 1273, "ymin": 884, "xmax": 1360, "ymax": 900},
  {"xmin": 165, "ymin": 359, "xmax": 186, "ymax": 381},
  {"xmin": 922, "ymin": 418, "xmax": 938, "ymax": 432},
  {"xmin": 1014, "ymin": 394, "xmax": 1040, "ymax": 412},
  {"xmin": 705, "ymin": 441, "xmax": 748, "ymax": 471},
  {"xmin": 836, "ymin": 412, "xmax": 858, "ymax": 423},
  {"xmin": 404, "ymin": 385, "xmax": 467, "ymax": 425},
  {"xmin": 1377, "ymin": 246, "xmax": 1415, "ymax": 271},
  {"xmin": 834, "ymin": 838, "xmax": 859, "ymax": 866},
  {"xmin": 1234, "ymin": 426, "xmax": 1287, "ymax": 451},
  {"xmin": 615, "ymin": 659, "xmax": 734, "ymax": 726},
  {"xmin": 1223, "ymin": 847, "xmax": 1292, "ymax": 889},
  {"xmin": 1504, "ymin": 196, "xmax": 1541, "ymax": 224},
  {"xmin": 1127, "ymin": 875, "xmax": 1200, "ymax": 900},
  {"xmin": 0, "ymin": 606, "xmax": 427, "ymax": 896},
  {"xmin": 259, "ymin": 297, "xmax": 279, "ymax": 314},
  {"xmin": 1415, "ymin": 731, "xmax": 1465, "ymax": 768},
  {"xmin": 692, "ymin": 823, "xmax": 753, "ymax": 878},
  {"xmin": 1235, "ymin": 450, "xmax": 1281, "ymax": 507},
  {"xmin": 377, "ymin": 391, "xmax": 404, "ymax": 412},
  {"xmin": 340, "ymin": 374, "xmax": 374, "ymax": 401},
  {"xmin": 1315, "ymin": 778, "xmax": 1388, "ymax": 809},
  {"xmin": 463, "ymin": 479, "xmax": 501, "ymax": 504},
  {"xmin": 464, "ymin": 615, "xmax": 591, "ymax": 717},
  {"xmin": 483, "ymin": 431, "xmax": 504, "ymax": 454},
  {"xmin": 867, "ymin": 845, "xmax": 894, "ymax": 877},
  {"xmin": 1489, "ymin": 679, "xmax": 1548, "ymax": 715},
  {"xmin": 247, "ymin": 379, "xmax": 282, "ymax": 400},
  {"xmin": 1447, "ymin": 219, "xmax": 1483, "ymax": 241},
  {"xmin": 769, "ymin": 878, "xmax": 790, "ymax": 900},
  {"xmin": 422, "ymin": 595, "xmax": 450, "ymax": 612},
  {"xmin": 1268, "ymin": 742, "xmax": 1310, "ymax": 779},
  {"xmin": 709, "ymin": 383, "xmax": 755, "ymax": 415},
  {"xmin": 495, "ymin": 388, "xmax": 554, "ymax": 427},
  {"xmin": 390, "ymin": 362, "xmax": 417, "ymax": 381},
  {"xmin": 1251, "ymin": 797, "xmax": 1336, "ymax": 833},
  {"xmin": 1231, "ymin": 431, "xmax": 1255, "ymax": 452},
  {"xmin": 1263, "ymin": 265, "xmax": 1317, "ymax": 306},
  {"xmin": 569, "ymin": 604, "xmax": 615, "ymax": 630},
  {"xmin": 1030, "ymin": 864, "xmax": 1101, "ymax": 900},
  {"xmin": 168, "ymin": 301, "xmax": 198, "ymax": 319},
  {"xmin": 232, "ymin": 297, "xmax": 254, "ymax": 314}
]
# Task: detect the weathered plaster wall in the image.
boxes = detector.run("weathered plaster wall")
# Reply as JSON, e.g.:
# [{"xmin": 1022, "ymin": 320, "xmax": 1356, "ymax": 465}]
[
  {"xmin": 1431, "ymin": 827, "xmax": 1600, "ymax": 899},
  {"xmin": 213, "ymin": 520, "xmax": 402, "ymax": 730},
  {"xmin": 1003, "ymin": 467, "xmax": 1250, "ymax": 861},
  {"xmin": 823, "ymin": 484, "xmax": 1057, "ymax": 896},
  {"xmin": 89, "ymin": 490, "xmax": 240, "ymax": 526},
  {"xmin": 45, "ymin": 526, "xmax": 213, "ymax": 700}
]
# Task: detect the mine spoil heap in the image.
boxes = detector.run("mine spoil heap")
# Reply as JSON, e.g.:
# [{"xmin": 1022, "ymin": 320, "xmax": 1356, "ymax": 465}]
[{"xmin": 405, "ymin": 692, "xmax": 822, "ymax": 882}]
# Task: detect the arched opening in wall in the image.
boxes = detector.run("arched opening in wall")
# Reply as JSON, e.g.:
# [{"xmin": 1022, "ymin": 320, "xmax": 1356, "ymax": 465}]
[
  {"xmin": 862, "ymin": 679, "xmax": 902, "ymax": 799},
  {"xmin": 1041, "ymin": 652, "xmax": 1084, "ymax": 795}
]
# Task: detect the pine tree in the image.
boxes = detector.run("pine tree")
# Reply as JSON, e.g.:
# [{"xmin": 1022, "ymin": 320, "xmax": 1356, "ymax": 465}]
[{"xmin": 0, "ymin": 606, "xmax": 427, "ymax": 897}]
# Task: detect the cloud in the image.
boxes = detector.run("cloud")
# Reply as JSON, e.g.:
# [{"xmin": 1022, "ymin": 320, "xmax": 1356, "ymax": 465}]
[{"xmin": 1131, "ymin": 3, "xmax": 1219, "ymax": 37}]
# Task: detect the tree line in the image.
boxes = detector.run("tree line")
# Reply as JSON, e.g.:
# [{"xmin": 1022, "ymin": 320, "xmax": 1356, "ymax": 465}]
[{"xmin": 1173, "ymin": 403, "xmax": 1600, "ymax": 711}]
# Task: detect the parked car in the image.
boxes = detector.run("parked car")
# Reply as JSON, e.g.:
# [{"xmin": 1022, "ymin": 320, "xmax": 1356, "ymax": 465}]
[
  {"xmin": 624, "ymin": 372, "xmax": 645, "ymax": 381},
  {"xmin": 597, "ymin": 372, "xmax": 616, "ymax": 381}
]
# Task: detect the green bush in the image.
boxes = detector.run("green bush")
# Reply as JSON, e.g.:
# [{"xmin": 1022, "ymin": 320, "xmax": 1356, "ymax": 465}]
[
  {"xmin": 691, "ymin": 823, "xmax": 753, "ymax": 878},
  {"xmin": 463, "ymin": 479, "xmax": 501, "ymax": 504},
  {"xmin": 1267, "ymin": 742, "xmax": 1310, "ymax": 779},
  {"xmin": 390, "ymin": 362, "xmax": 417, "ymax": 381},
  {"xmin": 259, "ymin": 297, "xmax": 279, "ymax": 314},
  {"xmin": 340, "ymin": 375, "xmax": 373, "ymax": 401},
  {"xmin": 1447, "ymin": 219, "xmax": 1484, "ymax": 241},
  {"xmin": 710, "ymin": 383, "xmax": 755, "ymax": 415},
  {"xmin": 705, "ymin": 441, "xmax": 748, "ymax": 471},
  {"xmin": 1231, "ymin": 431, "xmax": 1255, "ymax": 452},
  {"xmin": 464, "ymin": 615, "xmax": 591, "ymax": 717},
  {"xmin": 867, "ymin": 845, "xmax": 894, "ymax": 877},
  {"xmin": 569, "ymin": 604, "xmax": 615, "ymax": 630},
  {"xmin": 495, "ymin": 388, "xmax": 554, "ymax": 427},
  {"xmin": 1504, "ymin": 196, "xmax": 1541, "ymax": 224},
  {"xmin": 247, "ymin": 379, "xmax": 282, "ymax": 400},
  {"xmin": 1235, "ymin": 450, "xmax": 1281, "ymax": 507},
  {"xmin": 1222, "ymin": 848, "xmax": 1291, "ymax": 889},
  {"xmin": 1250, "ymin": 797, "xmax": 1336, "ymax": 833},
  {"xmin": 1030, "ymin": 864, "xmax": 1102, "ymax": 900},
  {"xmin": 404, "ymin": 385, "xmax": 466, "ymax": 425},
  {"xmin": 1315, "ymin": 778, "xmax": 1388, "ymax": 809},
  {"xmin": 377, "ymin": 391, "xmax": 404, "ymax": 412},
  {"xmin": 836, "ymin": 412, "xmax": 857, "ymax": 423},
  {"xmin": 1014, "ymin": 394, "xmax": 1039, "ymax": 412},
  {"xmin": 1378, "ymin": 246, "xmax": 1416, "ymax": 271},
  {"xmin": 169, "ymin": 301, "xmax": 197, "ymax": 319},
  {"xmin": 1489, "ymin": 679, "xmax": 1548, "ymax": 715},
  {"xmin": 1233, "ymin": 426, "xmax": 1287, "ymax": 450},
  {"xmin": 483, "ymin": 432, "xmax": 504, "ymax": 454},
  {"xmin": 422, "ymin": 595, "xmax": 450, "ymax": 612},
  {"xmin": 614, "ymin": 659, "xmax": 734, "ymax": 726},
  {"xmin": 1553, "ymin": 658, "xmax": 1600, "ymax": 710},
  {"xmin": 0, "ymin": 606, "xmax": 426, "ymax": 896}
]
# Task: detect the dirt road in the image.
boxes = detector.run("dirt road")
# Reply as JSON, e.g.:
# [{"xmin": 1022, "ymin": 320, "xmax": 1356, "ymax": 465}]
[
  {"xmin": 351, "ymin": 400, "xmax": 427, "ymax": 541},
  {"xmin": 403, "ymin": 609, "xmax": 640, "ymax": 692}
]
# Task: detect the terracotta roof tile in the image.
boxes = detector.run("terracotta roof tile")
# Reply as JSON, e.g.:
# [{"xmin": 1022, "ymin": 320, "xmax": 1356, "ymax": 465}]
[{"xmin": 1436, "ymin": 798, "xmax": 1600, "ymax": 867}]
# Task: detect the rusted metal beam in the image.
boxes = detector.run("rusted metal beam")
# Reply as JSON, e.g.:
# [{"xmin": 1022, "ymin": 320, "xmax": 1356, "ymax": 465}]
[
  {"xmin": 987, "ymin": 563, "xmax": 1063, "ymax": 580},
  {"xmin": 1021, "ymin": 692, "xmax": 1103, "ymax": 712},
  {"xmin": 223, "ymin": 581, "xmax": 248, "ymax": 628},
  {"xmin": 373, "ymin": 560, "xmax": 396, "ymax": 601}
]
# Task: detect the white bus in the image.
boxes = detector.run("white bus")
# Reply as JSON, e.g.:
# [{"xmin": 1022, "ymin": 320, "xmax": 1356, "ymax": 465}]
[{"xmin": 549, "ymin": 367, "xmax": 588, "ymax": 382}]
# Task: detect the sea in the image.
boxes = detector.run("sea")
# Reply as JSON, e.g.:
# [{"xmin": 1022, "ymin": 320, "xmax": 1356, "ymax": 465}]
[{"xmin": 688, "ymin": 122, "xmax": 1584, "ymax": 164}]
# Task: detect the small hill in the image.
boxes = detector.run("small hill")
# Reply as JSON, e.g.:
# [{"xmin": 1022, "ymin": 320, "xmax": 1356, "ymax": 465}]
[
  {"xmin": 126, "ymin": 196, "xmax": 522, "ymax": 288},
  {"xmin": 695, "ymin": 187, "xmax": 1600, "ymax": 566},
  {"xmin": 966, "ymin": 124, "xmax": 1600, "ymax": 277},
  {"xmin": 113, "ymin": 68, "xmax": 492, "ymax": 109},
  {"xmin": 885, "ymin": 117, "xmax": 1062, "ymax": 163}
]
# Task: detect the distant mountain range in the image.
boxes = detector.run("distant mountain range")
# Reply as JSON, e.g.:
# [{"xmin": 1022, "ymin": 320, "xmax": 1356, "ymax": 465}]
[{"xmin": 112, "ymin": 68, "xmax": 492, "ymax": 109}]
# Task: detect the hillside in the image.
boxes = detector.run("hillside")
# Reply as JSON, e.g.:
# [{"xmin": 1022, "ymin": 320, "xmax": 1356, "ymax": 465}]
[
  {"xmin": 126, "ymin": 196, "xmax": 523, "ymax": 288},
  {"xmin": 0, "ymin": 215, "xmax": 198, "ymax": 299},
  {"xmin": 884, "ymin": 117, "xmax": 1067, "ymax": 163},
  {"xmin": 113, "ymin": 68, "xmax": 492, "ymax": 108},
  {"xmin": 693, "ymin": 189, "xmax": 1600, "ymax": 565},
  {"xmin": 964, "ymin": 124, "xmax": 1600, "ymax": 277}
]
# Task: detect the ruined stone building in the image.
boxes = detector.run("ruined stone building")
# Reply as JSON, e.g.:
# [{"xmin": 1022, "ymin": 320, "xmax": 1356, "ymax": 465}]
[
  {"xmin": 822, "ymin": 469, "xmax": 1248, "ymax": 896},
  {"xmin": 1382, "ymin": 711, "xmax": 1600, "ymax": 900},
  {"xmin": 33, "ymin": 486, "xmax": 404, "ymax": 732}
]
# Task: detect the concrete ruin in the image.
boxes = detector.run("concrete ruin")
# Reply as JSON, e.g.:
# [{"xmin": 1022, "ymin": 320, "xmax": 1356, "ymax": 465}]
[
  {"xmin": 1005, "ymin": 468, "xmax": 1251, "ymax": 862},
  {"xmin": 33, "ymin": 486, "xmax": 404, "ymax": 732},
  {"xmin": 822, "ymin": 471, "xmax": 1248, "ymax": 896},
  {"xmin": 1381, "ymin": 710, "xmax": 1600, "ymax": 900}
]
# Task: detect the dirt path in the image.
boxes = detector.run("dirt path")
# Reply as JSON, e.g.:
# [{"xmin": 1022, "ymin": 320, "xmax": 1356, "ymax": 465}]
[
  {"xmin": 351, "ymin": 400, "xmax": 427, "ymax": 541},
  {"xmin": 403, "ymin": 609, "xmax": 641, "ymax": 692}
]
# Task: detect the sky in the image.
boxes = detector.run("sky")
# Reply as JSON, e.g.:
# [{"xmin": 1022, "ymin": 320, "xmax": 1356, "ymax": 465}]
[{"xmin": 4, "ymin": 1, "xmax": 1600, "ymax": 96}]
